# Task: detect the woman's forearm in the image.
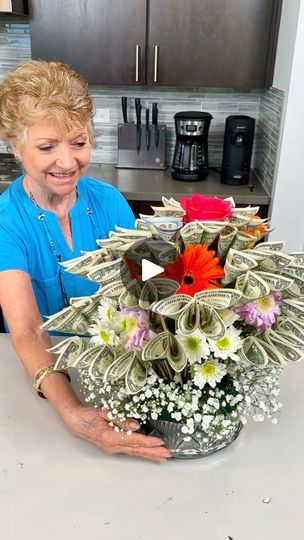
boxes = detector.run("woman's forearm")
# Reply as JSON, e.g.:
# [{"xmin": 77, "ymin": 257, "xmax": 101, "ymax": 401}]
[{"xmin": 11, "ymin": 329, "xmax": 82, "ymax": 421}]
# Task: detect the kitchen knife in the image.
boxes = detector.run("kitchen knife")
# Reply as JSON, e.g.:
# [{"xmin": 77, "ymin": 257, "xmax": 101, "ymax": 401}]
[
  {"xmin": 146, "ymin": 108, "xmax": 151, "ymax": 151},
  {"xmin": 152, "ymin": 102, "xmax": 159, "ymax": 147},
  {"xmin": 121, "ymin": 96, "xmax": 128, "ymax": 123},
  {"xmin": 135, "ymin": 98, "xmax": 142, "ymax": 154}
]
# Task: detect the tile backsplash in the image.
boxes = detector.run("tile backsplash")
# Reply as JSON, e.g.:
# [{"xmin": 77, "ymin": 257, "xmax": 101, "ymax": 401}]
[{"xmin": 0, "ymin": 22, "xmax": 284, "ymax": 196}]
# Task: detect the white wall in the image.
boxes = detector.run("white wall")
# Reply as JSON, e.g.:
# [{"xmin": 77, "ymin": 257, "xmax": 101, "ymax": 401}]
[
  {"xmin": 273, "ymin": 0, "xmax": 302, "ymax": 91},
  {"xmin": 269, "ymin": 0, "xmax": 304, "ymax": 252}
]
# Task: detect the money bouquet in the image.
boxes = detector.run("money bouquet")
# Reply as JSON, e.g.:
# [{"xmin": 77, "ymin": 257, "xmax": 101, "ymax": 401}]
[{"xmin": 44, "ymin": 194, "xmax": 304, "ymax": 458}]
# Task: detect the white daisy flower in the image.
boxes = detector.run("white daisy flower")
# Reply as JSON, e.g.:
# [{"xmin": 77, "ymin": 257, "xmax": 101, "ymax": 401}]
[
  {"xmin": 176, "ymin": 329, "xmax": 210, "ymax": 365},
  {"xmin": 97, "ymin": 298, "xmax": 119, "ymax": 325},
  {"xmin": 88, "ymin": 322, "xmax": 120, "ymax": 347},
  {"xmin": 193, "ymin": 360, "xmax": 227, "ymax": 389},
  {"xmin": 208, "ymin": 325, "xmax": 243, "ymax": 361}
]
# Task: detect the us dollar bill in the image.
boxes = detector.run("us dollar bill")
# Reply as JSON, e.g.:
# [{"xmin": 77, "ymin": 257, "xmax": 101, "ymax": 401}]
[
  {"xmin": 71, "ymin": 344, "xmax": 107, "ymax": 369},
  {"xmin": 232, "ymin": 205, "xmax": 260, "ymax": 216},
  {"xmin": 284, "ymin": 264, "xmax": 304, "ymax": 277},
  {"xmin": 221, "ymin": 249, "xmax": 258, "ymax": 286},
  {"xmin": 254, "ymin": 241, "xmax": 285, "ymax": 252},
  {"xmin": 180, "ymin": 221, "xmax": 204, "ymax": 246},
  {"xmin": 194, "ymin": 288, "xmax": 243, "ymax": 309},
  {"xmin": 235, "ymin": 271, "xmax": 270, "ymax": 301},
  {"xmin": 119, "ymin": 280, "xmax": 142, "ymax": 309},
  {"xmin": 177, "ymin": 301, "xmax": 200, "ymax": 334},
  {"xmin": 167, "ymin": 333, "xmax": 187, "ymax": 372},
  {"xmin": 103, "ymin": 350, "xmax": 136, "ymax": 382},
  {"xmin": 97, "ymin": 280, "xmax": 127, "ymax": 298},
  {"xmin": 198, "ymin": 221, "xmax": 227, "ymax": 246},
  {"xmin": 257, "ymin": 252, "xmax": 294, "ymax": 272},
  {"xmin": 238, "ymin": 336, "xmax": 269, "ymax": 367},
  {"xmin": 289, "ymin": 252, "xmax": 304, "ymax": 265},
  {"xmin": 85, "ymin": 258, "xmax": 125, "ymax": 282},
  {"xmin": 139, "ymin": 280, "xmax": 159, "ymax": 310},
  {"xmin": 281, "ymin": 298, "xmax": 304, "ymax": 321},
  {"xmin": 228, "ymin": 214, "xmax": 250, "ymax": 228},
  {"xmin": 53, "ymin": 337, "xmax": 90, "ymax": 370},
  {"xmin": 40, "ymin": 307, "xmax": 74, "ymax": 332},
  {"xmin": 230, "ymin": 231, "xmax": 257, "ymax": 251},
  {"xmin": 281, "ymin": 271, "xmax": 304, "ymax": 297},
  {"xmin": 196, "ymin": 303, "xmax": 226, "ymax": 341},
  {"xmin": 254, "ymin": 271, "xmax": 294, "ymax": 292},
  {"xmin": 142, "ymin": 331, "xmax": 170, "ymax": 361},
  {"xmin": 217, "ymin": 225, "xmax": 238, "ymax": 260},
  {"xmin": 255, "ymin": 337, "xmax": 286, "ymax": 365},
  {"xmin": 262, "ymin": 329, "xmax": 304, "ymax": 362},
  {"xmin": 125, "ymin": 356, "xmax": 148, "ymax": 394},
  {"xmin": 150, "ymin": 278, "xmax": 179, "ymax": 298},
  {"xmin": 88, "ymin": 344, "xmax": 116, "ymax": 380},
  {"xmin": 152, "ymin": 294, "xmax": 192, "ymax": 319}
]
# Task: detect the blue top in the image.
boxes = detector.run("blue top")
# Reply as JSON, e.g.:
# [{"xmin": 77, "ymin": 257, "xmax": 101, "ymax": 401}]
[{"xmin": 0, "ymin": 175, "xmax": 135, "ymax": 321}]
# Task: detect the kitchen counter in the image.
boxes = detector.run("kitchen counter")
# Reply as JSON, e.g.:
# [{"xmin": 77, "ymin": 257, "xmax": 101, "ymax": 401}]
[
  {"xmin": 0, "ymin": 162, "xmax": 270, "ymax": 206},
  {"xmin": 1, "ymin": 333, "xmax": 303, "ymax": 540},
  {"xmin": 87, "ymin": 164, "xmax": 270, "ymax": 205}
]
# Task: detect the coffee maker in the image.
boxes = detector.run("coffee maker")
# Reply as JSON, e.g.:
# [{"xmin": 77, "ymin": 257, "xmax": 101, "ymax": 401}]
[{"xmin": 171, "ymin": 112, "xmax": 213, "ymax": 181}]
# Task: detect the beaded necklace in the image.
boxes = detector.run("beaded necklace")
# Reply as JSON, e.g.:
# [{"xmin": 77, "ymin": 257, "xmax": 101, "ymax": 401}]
[{"xmin": 27, "ymin": 184, "xmax": 102, "ymax": 307}]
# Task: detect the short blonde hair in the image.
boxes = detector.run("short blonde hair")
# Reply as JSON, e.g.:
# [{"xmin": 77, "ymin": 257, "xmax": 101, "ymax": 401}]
[{"xmin": 0, "ymin": 60, "xmax": 95, "ymax": 146}]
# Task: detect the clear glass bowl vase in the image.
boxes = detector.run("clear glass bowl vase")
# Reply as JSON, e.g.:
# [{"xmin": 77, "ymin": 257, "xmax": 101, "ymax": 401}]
[{"xmin": 143, "ymin": 418, "xmax": 242, "ymax": 459}]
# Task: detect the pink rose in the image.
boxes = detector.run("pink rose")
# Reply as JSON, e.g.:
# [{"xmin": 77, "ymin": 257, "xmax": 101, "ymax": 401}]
[{"xmin": 180, "ymin": 194, "xmax": 233, "ymax": 223}]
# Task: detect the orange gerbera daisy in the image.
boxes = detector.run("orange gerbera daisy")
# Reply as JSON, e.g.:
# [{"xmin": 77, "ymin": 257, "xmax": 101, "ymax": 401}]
[{"xmin": 163, "ymin": 244, "xmax": 225, "ymax": 297}]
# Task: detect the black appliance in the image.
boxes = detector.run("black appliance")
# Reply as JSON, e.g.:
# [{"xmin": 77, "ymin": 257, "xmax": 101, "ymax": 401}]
[
  {"xmin": 171, "ymin": 112, "xmax": 213, "ymax": 181},
  {"xmin": 221, "ymin": 115, "xmax": 255, "ymax": 186}
]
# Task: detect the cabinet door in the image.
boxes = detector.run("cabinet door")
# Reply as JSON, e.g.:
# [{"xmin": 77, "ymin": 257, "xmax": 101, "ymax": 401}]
[
  {"xmin": 29, "ymin": 0, "xmax": 147, "ymax": 85},
  {"xmin": 147, "ymin": 0, "xmax": 280, "ymax": 88}
]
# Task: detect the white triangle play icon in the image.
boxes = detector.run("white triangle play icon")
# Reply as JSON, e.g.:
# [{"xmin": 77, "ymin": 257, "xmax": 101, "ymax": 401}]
[{"xmin": 142, "ymin": 259, "xmax": 164, "ymax": 281}]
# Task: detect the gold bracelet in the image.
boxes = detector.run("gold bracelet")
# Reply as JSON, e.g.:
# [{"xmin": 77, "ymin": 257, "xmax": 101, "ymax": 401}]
[{"xmin": 33, "ymin": 365, "xmax": 71, "ymax": 399}]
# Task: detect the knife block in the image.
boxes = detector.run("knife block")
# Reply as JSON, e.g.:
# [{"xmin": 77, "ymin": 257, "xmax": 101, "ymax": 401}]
[{"xmin": 117, "ymin": 123, "xmax": 166, "ymax": 170}]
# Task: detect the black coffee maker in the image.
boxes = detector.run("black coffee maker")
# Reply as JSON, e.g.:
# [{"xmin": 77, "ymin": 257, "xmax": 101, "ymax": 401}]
[{"xmin": 171, "ymin": 111, "xmax": 213, "ymax": 181}]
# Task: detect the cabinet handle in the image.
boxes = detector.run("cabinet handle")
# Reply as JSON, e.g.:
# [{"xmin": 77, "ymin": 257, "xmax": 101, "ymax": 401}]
[
  {"xmin": 135, "ymin": 45, "xmax": 140, "ymax": 82},
  {"xmin": 153, "ymin": 45, "xmax": 159, "ymax": 83}
]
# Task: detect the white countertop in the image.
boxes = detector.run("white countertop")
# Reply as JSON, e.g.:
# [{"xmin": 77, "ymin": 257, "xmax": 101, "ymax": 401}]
[{"xmin": 1, "ymin": 334, "xmax": 303, "ymax": 540}]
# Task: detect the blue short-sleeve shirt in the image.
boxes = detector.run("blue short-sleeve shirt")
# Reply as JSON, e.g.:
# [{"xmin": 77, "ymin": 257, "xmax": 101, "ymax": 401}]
[{"xmin": 0, "ymin": 175, "xmax": 135, "ymax": 320}]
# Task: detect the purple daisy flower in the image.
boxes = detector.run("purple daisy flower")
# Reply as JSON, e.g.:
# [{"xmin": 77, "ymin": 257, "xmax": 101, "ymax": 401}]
[{"xmin": 234, "ymin": 292, "xmax": 281, "ymax": 332}]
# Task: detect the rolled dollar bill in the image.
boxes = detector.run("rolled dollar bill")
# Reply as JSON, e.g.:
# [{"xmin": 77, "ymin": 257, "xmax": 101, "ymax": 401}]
[
  {"xmin": 254, "ymin": 241, "xmax": 285, "ymax": 252},
  {"xmin": 255, "ymin": 337, "xmax": 286, "ymax": 365},
  {"xmin": 125, "ymin": 356, "xmax": 148, "ymax": 394},
  {"xmin": 167, "ymin": 333, "xmax": 187, "ymax": 372},
  {"xmin": 152, "ymin": 294, "xmax": 192, "ymax": 319},
  {"xmin": 217, "ymin": 225, "xmax": 238, "ymax": 260},
  {"xmin": 257, "ymin": 252, "xmax": 294, "ymax": 272},
  {"xmin": 196, "ymin": 303, "xmax": 226, "ymax": 341},
  {"xmin": 103, "ymin": 350, "xmax": 136, "ymax": 382},
  {"xmin": 53, "ymin": 337, "xmax": 90, "ymax": 370},
  {"xmin": 238, "ymin": 336, "xmax": 269, "ymax": 367},
  {"xmin": 142, "ymin": 331, "xmax": 169, "ymax": 361},
  {"xmin": 289, "ymin": 252, "xmax": 304, "ymax": 265},
  {"xmin": 221, "ymin": 249, "xmax": 257, "ymax": 286},
  {"xmin": 235, "ymin": 271, "xmax": 270, "ymax": 302},
  {"xmin": 180, "ymin": 221, "xmax": 204, "ymax": 246},
  {"xmin": 281, "ymin": 298, "xmax": 304, "ymax": 321},
  {"xmin": 254, "ymin": 271, "xmax": 294, "ymax": 292},
  {"xmin": 88, "ymin": 345, "xmax": 116, "ymax": 380},
  {"xmin": 194, "ymin": 288, "xmax": 243, "ymax": 309},
  {"xmin": 263, "ymin": 329, "xmax": 304, "ymax": 362},
  {"xmin": 139, "ymin": 281, "xmax": 159, "ymax": 310}
]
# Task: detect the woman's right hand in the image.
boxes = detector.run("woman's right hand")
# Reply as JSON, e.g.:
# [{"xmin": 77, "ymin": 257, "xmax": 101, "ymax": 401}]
[{"xmin": 63, "ymin": 405, "xmax": 171, "ymax": 463}]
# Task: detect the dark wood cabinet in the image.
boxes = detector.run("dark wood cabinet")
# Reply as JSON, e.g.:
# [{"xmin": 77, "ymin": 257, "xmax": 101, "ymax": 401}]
[
  {"xmin": 29, "ymin": 0, "xmax": 282, "ymax": 88},
  {"xmin": 28, "ymin": 0, "xmax": 147, "ymax": 85}
]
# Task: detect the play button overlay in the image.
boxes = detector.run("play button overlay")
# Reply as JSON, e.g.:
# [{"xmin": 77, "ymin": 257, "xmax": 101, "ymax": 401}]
[
  {"xmin": 142, "ymin": 259, "xmax": 164, "ymax": 281},
  {"xmin": 120, "ymin": 237, "xmax": 184, "ymax": 301}
]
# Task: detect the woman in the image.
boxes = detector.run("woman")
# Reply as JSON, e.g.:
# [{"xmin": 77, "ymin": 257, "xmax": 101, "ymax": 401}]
[{"xmin": 0, "ymin": 60, "xmax": 170, "ymax": 463}]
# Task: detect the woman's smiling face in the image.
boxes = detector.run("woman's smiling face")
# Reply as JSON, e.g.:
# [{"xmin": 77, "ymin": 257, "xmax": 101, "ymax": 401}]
[{"xmin": 15, "ymin": 117, "xmax": 91, "ymax": 195}]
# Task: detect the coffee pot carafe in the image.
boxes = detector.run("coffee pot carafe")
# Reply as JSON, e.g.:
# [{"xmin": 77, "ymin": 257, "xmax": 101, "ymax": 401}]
[{"xmin": 171, "ymin": 112, "xmax": 213, "ymax": 181}]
